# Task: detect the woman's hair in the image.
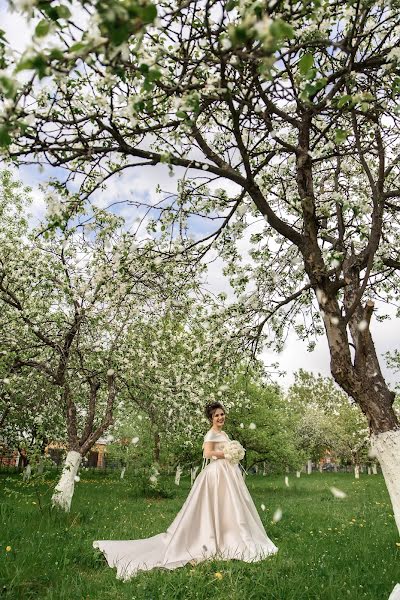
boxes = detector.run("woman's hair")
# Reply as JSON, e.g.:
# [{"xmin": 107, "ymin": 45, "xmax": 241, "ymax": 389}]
[{"xmin": 205, "ymin": 402, "xmax": 225, "ymax": 421}]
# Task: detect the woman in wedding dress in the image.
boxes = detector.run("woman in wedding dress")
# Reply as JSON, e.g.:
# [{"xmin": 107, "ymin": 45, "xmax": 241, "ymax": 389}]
[{"xmin": 93, "ymin": 402, "xmax": 278, "ymax": 580}]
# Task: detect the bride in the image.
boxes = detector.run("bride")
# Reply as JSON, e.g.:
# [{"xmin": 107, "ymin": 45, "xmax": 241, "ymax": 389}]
[{"xmin": 93, "ymin": 402, "xmax": 278, "ymax": 580}]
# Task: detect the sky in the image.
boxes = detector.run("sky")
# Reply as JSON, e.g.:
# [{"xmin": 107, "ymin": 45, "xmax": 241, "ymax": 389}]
[{"xmin": 1, "ymin": 1, "xmax": 399, "ymax": 390}]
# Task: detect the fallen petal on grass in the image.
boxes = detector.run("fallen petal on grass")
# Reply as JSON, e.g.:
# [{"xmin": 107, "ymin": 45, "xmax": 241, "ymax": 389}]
[{"xmin": 330, "ymin": 486, "xmax": 347, "ymax": 499}]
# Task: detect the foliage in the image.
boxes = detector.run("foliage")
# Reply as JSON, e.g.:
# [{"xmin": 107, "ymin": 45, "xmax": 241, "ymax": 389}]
[
  {"xmin": 0, "ymin": 170, "xmax": 255, "ymax": 473},
  {"xmin": 227, "ymin": 377, "xmax": 305, "ymax": 472},
  {"xmin": 287, "ymin": 370, "xmax": 369, "ymax": 465},
  {"xmin": 1, "ymin": 1, "xmax": 399, "ymax": 435}
]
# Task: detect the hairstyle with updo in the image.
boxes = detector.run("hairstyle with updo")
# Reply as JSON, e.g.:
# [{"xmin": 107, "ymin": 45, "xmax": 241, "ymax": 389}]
[{"xmin": 205, "ymin": 402, "xmax": 225, "ymax": 421}]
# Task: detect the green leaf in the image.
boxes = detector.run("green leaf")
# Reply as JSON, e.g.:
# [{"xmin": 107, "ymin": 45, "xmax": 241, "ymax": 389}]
[
  {"xmin": 35, "ymin": 20, "xmax": 51, "ymax": 38},
  {"xmin": 49, "ymin": 48, "xmax": 64, "ymax": 61},
  {"xmin": 337, "ymin": 94, "xmax": 352, "ymax": 109},
  {"xmin": 299, "ymin": 53, "xmax": 314, "ymax": 76},
  {"xmin": 68, "ymin": 42, "xmax": 87, "ymax": 53},
  {"xmin": 139, "ymin": 3, "xmax": 157, "ymax": 24},
  {"xmin": 304, "ymin": 67, "xmax": 317, "ymax": 81},
  {"xmin": 16, "ymin": 54, "xmax": 48, "ymax": 79},
  {"xmin": 139, "ymin": 63, "xmax": 150, "ymax": 74},
  {"xmin": 0, "ymin": 74, "xmax": 16, "ymax": 99},
  {"xmin": 55, "ymin": 4, "xmax": 72, "ymax": 19},
  {"xmin": 0, "ymin": 126, "xmax": 11, "ymax": 147},
  {"xmin": 226, "ymin": 0, "xmax": 238, "ymax": 10},
  {"xmin": 392, "ymin": 77, "xmax": 400, "ymax": 96},
  {"xmin": 334, "ymin": 129, "xmax": 349, "ymax": 144},
  {"xmin": 269, "ymin": 19, "xmax": 294, "ymax": 41}
]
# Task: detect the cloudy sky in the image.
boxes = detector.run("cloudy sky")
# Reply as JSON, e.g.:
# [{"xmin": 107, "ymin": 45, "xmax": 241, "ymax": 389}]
[{"xmin": 1, "ymin": 1, "xmax": 399, "ymax": 390}]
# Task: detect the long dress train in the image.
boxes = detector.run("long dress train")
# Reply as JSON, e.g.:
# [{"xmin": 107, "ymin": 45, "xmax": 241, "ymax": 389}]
[{"xmin": 93, "ymin": 429, "xmax": 278, "ymax": 580}]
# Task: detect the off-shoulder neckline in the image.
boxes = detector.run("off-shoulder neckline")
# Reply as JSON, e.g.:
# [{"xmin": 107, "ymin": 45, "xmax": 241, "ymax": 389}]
[{"xmin": 207, "ymin": 429, "xmax": 228, "ymax": 437}]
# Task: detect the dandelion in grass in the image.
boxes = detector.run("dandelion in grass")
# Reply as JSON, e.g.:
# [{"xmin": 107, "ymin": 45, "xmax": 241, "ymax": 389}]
[
  {"xmin": 272, "ymin": 508, "xmax": 283, "ymax": 523},
  {"xmin": 330, "ymin": 486, "xmax": 347, "ymax": 499},
  {"xmin": 5, "ymin": 546, "xmax": 11, "ymax": 552},
  {"xmin": 214, "ymin": 572, "xmax": 223, "ymax": 580}
]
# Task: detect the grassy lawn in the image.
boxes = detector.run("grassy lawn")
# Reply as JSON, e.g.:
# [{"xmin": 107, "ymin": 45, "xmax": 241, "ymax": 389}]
[{"xmin": 0, "ymin": 470, "xmax": 399, "ymax": 599}]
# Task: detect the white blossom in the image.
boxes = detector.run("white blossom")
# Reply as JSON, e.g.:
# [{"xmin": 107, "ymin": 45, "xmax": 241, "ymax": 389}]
[
  {"xmin": 330, "ymin": 486, "xmax": 347, "ymax": 499},
  {"xmin": 272, "ymin": 508, "xmax": 283, "ymax": 522},
  {"xmin": 357, "ymin": 320, "xmax": 368, "ymax": 332}
]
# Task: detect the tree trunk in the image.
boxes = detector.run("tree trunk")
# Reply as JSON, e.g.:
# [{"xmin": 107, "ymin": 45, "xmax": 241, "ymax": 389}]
[
  {"xmin": 120, "ymin": 466, "xmax": 126, "ymax": 479},
  {"xmin": 52, "ymin": 451, "xmax": 81, "ymax": 512},
  {"xmin": 371, "ymin": 431, "xmax": 400, "ymax": 532},
  {"xmin": 296, "ymin": 470, "xmax": 301, "ymax": 478},
  {"xmin": 174, "ymin": 465, "xmax": 182, "ymax": 486},
  {"xmin": 37, "ymin": 458, "xmax": 44, "ymax": 475},
  {"xmin": 23, "ymin": 464, "xmax": 31, "ymax": 481},
  {"xmin": 318, "ymin": 279, "xmax": 400, "ymax": 533},
  {"xmin": 307, "ymin": 460, "xmax": 312, "ymax": 474},
  {"xmin": 154, "ymin": 431, "xmax": 160, "ymax": 463},
  {"xmin": 354, "ymin": 465, "xmax": 360, "ymax": 479}
]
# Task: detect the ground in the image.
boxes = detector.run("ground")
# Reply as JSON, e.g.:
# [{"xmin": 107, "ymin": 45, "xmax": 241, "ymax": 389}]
[{"xmin": 0, "ymin": 470, "xmax": 398, "ymax": 599}]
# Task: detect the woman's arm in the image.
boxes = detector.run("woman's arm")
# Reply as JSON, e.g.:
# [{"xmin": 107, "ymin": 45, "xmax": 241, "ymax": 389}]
[{"xmin": 203, "ymin": 441, "xmax": 225, "ymax": 460}]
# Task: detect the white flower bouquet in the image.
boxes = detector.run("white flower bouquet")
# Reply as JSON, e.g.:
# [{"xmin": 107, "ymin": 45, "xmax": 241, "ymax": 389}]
[{"xmin": 222, "ymin": 440, "xmax": 245, "ymax": 464}]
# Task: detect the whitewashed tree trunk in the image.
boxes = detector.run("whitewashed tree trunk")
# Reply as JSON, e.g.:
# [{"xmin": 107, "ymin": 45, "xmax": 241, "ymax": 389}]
[
  {"xmin": 52, "ymin": 451, "xmax": 82, "ymax": 512},
  {"xmin": 367, "ymin": 466, "xmax": 372, "ymax": 475},
  {"xmin": 296, "ymin": 470, "xmax": 301, "ymax": 478},
  {"xmin": 120, "ymin": 466, "xmax": 126, "ymax": 479},
  {"xmin": 372, "ymin": 463, "xmax": 378, "ymax": 475},
  {"xmin": 307, "ymin": 460, "xmax": 312, "ymax": 474},
  {"xmin": 371, "ymin": 430, "xmax": 400, "ymax": 534},
  {"xmin": 263, "ymin": 462, "xmax": 267, "ymax": 476},
  {"xmin": 23, "ymin": 464, "xmax": 31, "ymax": 481},
  {"xmin": 174, "ymin": 465, "xmax": 182, "ymax": 486},
  {"xmin": 354, "ymin": 465, "xmax": 360, "ymax": 479}
]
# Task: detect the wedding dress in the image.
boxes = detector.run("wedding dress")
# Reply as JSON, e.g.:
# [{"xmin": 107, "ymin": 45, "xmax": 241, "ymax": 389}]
[{"xmin": 93, "ymin": 429, "xmax": 278, "ymax": 580}]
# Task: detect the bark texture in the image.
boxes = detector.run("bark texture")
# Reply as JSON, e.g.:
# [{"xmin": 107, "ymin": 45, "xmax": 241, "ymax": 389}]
[{"xmin": 52, "ymin": 450, "xmax": 82, "ymax": 512}]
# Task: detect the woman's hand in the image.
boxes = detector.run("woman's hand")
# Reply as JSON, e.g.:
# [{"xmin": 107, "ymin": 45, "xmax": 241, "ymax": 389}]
[{"xmin": 203, "ymin": 442, "xmax": 225, "ymax": 460}]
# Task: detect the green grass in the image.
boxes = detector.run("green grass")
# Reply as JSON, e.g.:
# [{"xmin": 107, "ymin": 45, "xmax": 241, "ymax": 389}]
[{"xmin": 0, "ymin": 471, "xmax": 399, "ymax": 599}]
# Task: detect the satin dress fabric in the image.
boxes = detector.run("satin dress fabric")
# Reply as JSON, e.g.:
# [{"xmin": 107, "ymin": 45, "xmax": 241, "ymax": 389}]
[{"xmin": 93, "ymin": 430, "xmax": 278, "ymax": 580}]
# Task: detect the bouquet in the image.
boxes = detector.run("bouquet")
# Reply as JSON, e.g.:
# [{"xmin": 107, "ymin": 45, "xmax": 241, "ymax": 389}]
[{"xmin": 222, "ymin": 440, "xmax": 245, "ymax": 464}]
